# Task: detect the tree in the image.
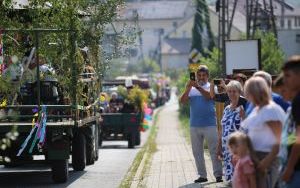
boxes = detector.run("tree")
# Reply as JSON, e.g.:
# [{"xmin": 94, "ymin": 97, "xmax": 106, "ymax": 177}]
[
  {"xmin": 254, "ymin": 31, "xmax": 285, "ymax": 75},
  {"xmin": 191, "ymin": 0, "xmax": 215, "ymax": 56},
  {"xmin": 199, "ymin": 48, "xmax": 222, "ymax": 78}
]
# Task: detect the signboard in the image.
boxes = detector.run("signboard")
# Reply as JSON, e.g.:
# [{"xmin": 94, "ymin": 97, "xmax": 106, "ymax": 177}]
[
  {"xmin": 225, "ymin": 40, "xmax": 261, "ymax": 75},
  {"xmin": 189, "ymin": 48, "xmax": 202, "ymax": 64}
]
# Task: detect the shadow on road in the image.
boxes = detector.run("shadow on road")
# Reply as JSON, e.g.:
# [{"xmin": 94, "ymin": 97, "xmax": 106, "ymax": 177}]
[
  {"xmin": 0, "ymin": 165, "xmax": 86, "ymax": 187},
  {"xmin": 100, "ymin": 140, "xmax": 142, "ymax": 150}
]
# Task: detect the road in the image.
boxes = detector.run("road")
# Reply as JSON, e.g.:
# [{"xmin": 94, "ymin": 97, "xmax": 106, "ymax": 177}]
[{"xmin": 0, "ymin": 130, "xmax": 150, "ymax": 188}]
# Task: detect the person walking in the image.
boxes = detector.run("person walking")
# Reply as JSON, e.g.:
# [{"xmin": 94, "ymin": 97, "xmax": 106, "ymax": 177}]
[
  {"xmin": 180, "ymin": 65, "xmax": 223, "ymax": 183},
  {"xmin": 242, "ymin": 77, "xmax": 285, "ymax": 188}
]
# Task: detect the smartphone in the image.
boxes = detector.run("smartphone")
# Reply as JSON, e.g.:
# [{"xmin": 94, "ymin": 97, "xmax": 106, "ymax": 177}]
[
  {"xmin": 190, "ymin": 72, "xmax": 196, "ymax": 81},
  {"xmin": 214, "ymin": 79, "xmax": 221, "ymax": 85}
]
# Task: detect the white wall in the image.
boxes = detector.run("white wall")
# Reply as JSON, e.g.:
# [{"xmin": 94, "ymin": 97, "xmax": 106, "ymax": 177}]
[{"xmin": 278, "ymin": 29, "xmax": 300, "ymax": 59}]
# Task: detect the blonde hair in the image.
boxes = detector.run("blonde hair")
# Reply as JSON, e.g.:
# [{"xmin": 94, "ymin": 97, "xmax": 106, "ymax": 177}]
[
  {"xmin": 226, "ymin": 80, "xmax": 243, "ymax": 94},
  {"xmin": 228, "ymin": 132, "xmax": 259, "ymax": 166},
  {"xmin": 244, "ymin": 77, "xmax": 271, "ymax": 106}
]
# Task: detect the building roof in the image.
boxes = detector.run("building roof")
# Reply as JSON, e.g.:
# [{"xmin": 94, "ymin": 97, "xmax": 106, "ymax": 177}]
[
  {"xmin": 117, "ymin": 1, "xmax": 189, "ymax": 20},
  {"xmin": 161, "ymin": 38, "xmax": 191, "ymax": 55}
]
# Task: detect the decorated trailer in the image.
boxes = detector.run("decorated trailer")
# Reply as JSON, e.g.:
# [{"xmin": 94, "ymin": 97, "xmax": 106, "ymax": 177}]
[
  {"xmin": 99, "ymin": 79, "xmax": 152, "ymax": 148},
  {"xmin": 0, "ymin": 28, "xmax": 101, "ymax": 183}
]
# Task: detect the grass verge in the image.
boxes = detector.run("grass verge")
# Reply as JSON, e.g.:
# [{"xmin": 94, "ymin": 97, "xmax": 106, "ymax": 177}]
[
  {"xmin": 119, "ymin": 108, "xmax": 161, "ymax": 188},
  {"xmin": 178, "ymin": 114, "xmax": 191, "ymax": 144}
]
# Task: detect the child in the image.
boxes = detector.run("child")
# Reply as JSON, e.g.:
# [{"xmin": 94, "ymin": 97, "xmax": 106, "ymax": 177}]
[{"xmin": 228, "ymin": 132, "xmax": 257, "ymax": 188}]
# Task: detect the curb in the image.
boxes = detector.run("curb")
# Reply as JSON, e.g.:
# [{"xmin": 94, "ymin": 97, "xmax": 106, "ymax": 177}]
[{"xmin": 130, "ymin": 107, "xmax": 162, "ymax": 188}]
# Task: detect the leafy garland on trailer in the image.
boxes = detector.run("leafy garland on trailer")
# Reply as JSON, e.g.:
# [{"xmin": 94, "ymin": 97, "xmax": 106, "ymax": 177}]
[{"xmin": 0, "ymin": 0, "xmax": 124, "ymax": 156}]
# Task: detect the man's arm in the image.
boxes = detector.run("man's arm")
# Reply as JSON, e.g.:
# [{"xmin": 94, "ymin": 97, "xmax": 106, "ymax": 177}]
[
  {"xmin": 195, "ymin": 85, "xmax": 212, "ymax": 100},
  {"xmin": 180, "ymin": 81, "xmax": 193, "ymax": 104}
]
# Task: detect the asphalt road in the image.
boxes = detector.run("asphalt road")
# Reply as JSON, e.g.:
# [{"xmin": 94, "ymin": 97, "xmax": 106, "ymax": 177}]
[{"xmin": 0, "ymin": 131, "xmax": 150, "ymax": 188}]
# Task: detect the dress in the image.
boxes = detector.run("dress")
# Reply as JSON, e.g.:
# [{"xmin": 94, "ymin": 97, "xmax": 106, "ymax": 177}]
[
  {"xmin": 232, "ymin": 155, "xmax": 255, "ymax": 188},
  {"xmin": 221, "ymin": 105, "xmax": 242, "ymax": 181}
]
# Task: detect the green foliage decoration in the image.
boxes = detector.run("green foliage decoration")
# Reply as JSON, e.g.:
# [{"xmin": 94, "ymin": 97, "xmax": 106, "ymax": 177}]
[{"xmin": 127, "ymin": 86, "xmax": 149, "ymax": 112}]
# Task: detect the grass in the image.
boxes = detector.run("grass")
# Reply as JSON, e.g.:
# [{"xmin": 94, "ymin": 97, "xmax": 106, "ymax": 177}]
[
  {"xmin": 119, "ymin": 108, "xmax": 161, "ymax": 188},
  {"xmin": 178, "ymin": 114, "xmax": 191, "ymax": 144}
]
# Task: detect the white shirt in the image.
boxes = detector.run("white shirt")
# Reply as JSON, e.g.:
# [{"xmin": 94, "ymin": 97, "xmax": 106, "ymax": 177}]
[
  {"xmin": 241, "ymin": 102, "xmax": 286, "ymax": 152},
  {"xmin": 188, "ymin": 82, "xmax": 210, "ymax": 97}
]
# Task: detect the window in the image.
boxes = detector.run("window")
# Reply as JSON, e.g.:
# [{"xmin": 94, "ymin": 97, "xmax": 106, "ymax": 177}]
[
  {"xmin": 296, "ymin": 34, "xmax": 300, "ymax": 43},
  {"xmin": 295, "ymin": 17, "xmax": 298, "ymax": 27},
  {"xmin": 182, "ymin": 31, "xmax": 187, "ymax": 38},
  {"xmin": 280, "ymin": 19, "xmax": 285, "ymax": 28},
  {"xmin": 288, "ymin": 19, "xmax": 292, "ymax": 29},
  {"xmin": 173, "ymin": 22, "xmax": 178, "ymax": 28}
]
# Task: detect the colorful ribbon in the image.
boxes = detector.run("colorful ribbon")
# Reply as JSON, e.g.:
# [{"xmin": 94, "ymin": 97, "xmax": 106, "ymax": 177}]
[{"xmin": 17, "ymin": 106, "xmax": 47, "ymax": 156}]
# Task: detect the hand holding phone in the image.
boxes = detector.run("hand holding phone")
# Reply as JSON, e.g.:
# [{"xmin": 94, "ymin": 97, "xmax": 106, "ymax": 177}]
[
  {"xmin": 190, "ymin": 72, "xmax": 196, "ymax": 81},
  {"xmin": 214, "ymin": 79, "xmax": 222, "ymax": 85}
]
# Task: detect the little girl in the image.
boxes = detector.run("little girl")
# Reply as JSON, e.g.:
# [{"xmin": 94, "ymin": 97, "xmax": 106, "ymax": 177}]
[{"xmin": 228, "ymin": 132, "xmax": 257, "ymax": 188}]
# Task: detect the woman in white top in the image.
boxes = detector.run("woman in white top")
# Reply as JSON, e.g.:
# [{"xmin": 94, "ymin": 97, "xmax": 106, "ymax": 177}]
[{"xmin": 241, "ymin": 77, "xmax": 286, "ymax": 188}]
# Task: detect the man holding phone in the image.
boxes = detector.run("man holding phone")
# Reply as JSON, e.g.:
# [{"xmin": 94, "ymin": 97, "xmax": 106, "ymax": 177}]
[{"xmin": 180, "ymin": 65, "xmax": 223, "ymax": 183}]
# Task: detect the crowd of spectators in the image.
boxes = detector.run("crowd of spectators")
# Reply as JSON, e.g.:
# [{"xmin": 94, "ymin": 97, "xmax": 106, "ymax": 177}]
[{"xmin": 180, "ymin": 55, "xmax": 300, "ymax": 188}]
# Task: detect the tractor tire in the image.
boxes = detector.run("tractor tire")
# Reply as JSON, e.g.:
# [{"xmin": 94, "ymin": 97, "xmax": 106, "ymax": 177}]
[
  {"xmin": 135, "ymin": 131, "xmax": 141, "ymax": 146},
  {"xmin": 98, "ymin": 127, "xmax": 103, "ymax": 147},
  {"xmin": 128, "ymin": 133, "xmax": 135, "ymax": 149},
  {"xmin": 85, "ymin": 125, "xmax": 95, "ymax": 165},
  {"xmin": 72, "ymin": 130, "xmax": 86, "ymax": 171},
  {"xmin": 51, "ymin": 159, "xmax": 69, "ymax": 183},
  {"xmin": 94, "ymin": 124, "xmax": 99, "ymax": 161}
]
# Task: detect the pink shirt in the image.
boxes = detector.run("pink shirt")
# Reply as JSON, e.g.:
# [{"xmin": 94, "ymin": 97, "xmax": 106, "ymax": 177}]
[{"xmin": 232, "ymin": 155, "xmax": 255, "ymax": 188}]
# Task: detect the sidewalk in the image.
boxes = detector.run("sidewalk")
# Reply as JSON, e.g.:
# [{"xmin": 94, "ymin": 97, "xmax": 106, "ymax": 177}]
[{"xmin": 142, "ymin": 97, "xmax": 228, "ymax": 188}]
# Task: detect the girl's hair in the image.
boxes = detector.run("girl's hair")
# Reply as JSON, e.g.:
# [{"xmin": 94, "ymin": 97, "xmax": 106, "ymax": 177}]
[{"xmin": 228, "ymin": 132, "xmax": 259, "ymax": 167}]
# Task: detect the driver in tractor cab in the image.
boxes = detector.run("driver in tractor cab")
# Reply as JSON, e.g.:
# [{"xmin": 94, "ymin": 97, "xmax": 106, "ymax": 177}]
[{"xmin": 121, "ymin": 79, "xmax": 136, "ymax": 113}]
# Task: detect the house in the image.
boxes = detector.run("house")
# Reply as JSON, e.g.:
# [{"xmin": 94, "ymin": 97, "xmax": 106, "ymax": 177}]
[{"xmin": 104, "ymin": 0, "xmax": 194, "ymax": 69}]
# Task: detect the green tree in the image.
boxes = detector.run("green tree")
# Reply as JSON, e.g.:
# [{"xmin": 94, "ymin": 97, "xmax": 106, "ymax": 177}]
[
  {"xmin": 254, "ymin": 31, "xmax": 285, "ymax": 75},
  {"xmin": 191, "ymin": 0, "xmax": 215, "ymax": 56},
  {"xmin": 199, "ymin": 48, "xmax": 222, "ymax": 78}
]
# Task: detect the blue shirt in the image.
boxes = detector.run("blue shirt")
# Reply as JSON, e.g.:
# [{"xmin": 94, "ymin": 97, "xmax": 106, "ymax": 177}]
[
  {"xmin": 188, "ymin": 83, "xmax": 216, "ymax": 127},
  {"xmin": 245, "ymin": 92, "xmax": 290, "ymax": 116}
]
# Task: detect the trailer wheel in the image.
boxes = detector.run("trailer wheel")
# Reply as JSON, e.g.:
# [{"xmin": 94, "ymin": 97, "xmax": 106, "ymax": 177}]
[
  {"xmin": 85, "ymin": 125, "xmax": 95, "ymax": 165},
  {"xmin": 94, "ymin": 124, "xmax": 99, "ymax": 161},
  {"xmin": 72, "ymin": 131, "xmax": 86, "ymax": 171},
  {"xmin": 98, "ymin": 127, "xmax": 103, "ymax": 147},
  {"xmin": 128, "ymin": 133, "xmax": 135, "ymax": 148},
  {"xmin": 51, "ymin": 159, "xmax": 69, "ymax": 183},
  {"xmin": 135, "ymin": 131, "xmax": 141, "ymax": 146}
]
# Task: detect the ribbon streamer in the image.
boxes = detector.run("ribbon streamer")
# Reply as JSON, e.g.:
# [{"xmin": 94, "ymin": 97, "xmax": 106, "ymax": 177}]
[{"xmin": 17, "ymin": 106, "xmax": 47, "ymax": 156}]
